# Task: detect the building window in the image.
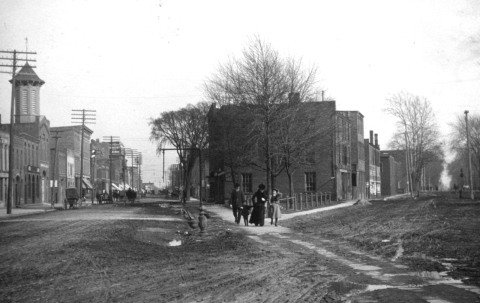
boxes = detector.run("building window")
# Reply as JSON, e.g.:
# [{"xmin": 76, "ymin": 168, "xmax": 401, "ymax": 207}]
[
  {"xmin": 343, "ymin": 145, "xmax": 348, "ymax": 165},
  {"xmin": 380, "ymin": 163, "xmax": 383, "ymax": 172},
  {"xmin": 305, "ymin": 172, "xmax": 316, "ymax": 192},
  {"xmin": 31, "ymin": 89, "xmax": 37, "ymax": 114},
  {"xmin": 22, "ymin": 89, "xmax": 28, "ymax": 114},
  {"xmin": 241, "ymin": 173, "xmax": 252, "ymax": 193}
]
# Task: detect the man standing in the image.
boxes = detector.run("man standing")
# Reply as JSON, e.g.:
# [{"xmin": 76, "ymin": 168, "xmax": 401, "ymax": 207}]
[{"xmin": 229, "ymin": 183, "xmax": 245, "ymax": 224}]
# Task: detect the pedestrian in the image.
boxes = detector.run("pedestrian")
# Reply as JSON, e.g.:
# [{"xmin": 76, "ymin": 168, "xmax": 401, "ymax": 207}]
[
  {"xmin": 126, "ymin": 188, "xmax": 133, "ymax": 204},
  {"xmin": 249, "ymin": 184, "xmax": 268, "ymax": 227},
  {"xmin": 268, "ymin": 188, "xmax": 282, "ymax": 226},
  {"xmin": 229, "ymin": 183, "xmax": 245, "ymax": 224},
  {"xmin": 241, "ymin": 205, "xmax": 252, "ymax": 226}
]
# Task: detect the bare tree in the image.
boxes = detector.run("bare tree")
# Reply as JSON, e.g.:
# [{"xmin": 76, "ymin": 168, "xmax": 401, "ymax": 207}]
[
  {"xmin": 149, "ymin": 101, "xmax": 210, "ymax": 201},
  {"xmin": 204, "ymin": 36, "xmax": 322, "ymax": 194},
  {"xmin": 384, "ymin": 91, "xmax": 444, "ymax": 196},
  {"xmin": 207, "ymin": 103, "xmax": 256, "ymax": 185},
  {"xmin": 448, "ymin": 113, "xmax": 480, "ymax": 190}
]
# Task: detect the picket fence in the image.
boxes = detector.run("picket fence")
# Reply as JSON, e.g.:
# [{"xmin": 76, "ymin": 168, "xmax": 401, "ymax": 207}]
[{"xmin": 244, "ymin": 192, "xmax": 332, "ymax": 211}]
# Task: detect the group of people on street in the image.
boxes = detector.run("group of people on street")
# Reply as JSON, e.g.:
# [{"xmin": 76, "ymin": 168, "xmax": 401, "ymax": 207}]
[{"xmin": 229, "ymin": 183, "xmax": 282, "ymax": 227}]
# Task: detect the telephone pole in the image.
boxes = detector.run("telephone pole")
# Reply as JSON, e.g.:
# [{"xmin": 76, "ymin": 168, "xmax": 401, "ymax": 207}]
[
  {"xmin": 136, "ymin": 152, "xmax": 142, "ymax": 192},
  {"xmin": 50, "ymin": 132, "xmax": 61, "ymax": 208},
  {"xmin": 0, "ymin": 48, "xmax": 37, "ymax": 214},
  {"xmin": 103, "ymin": 136, "xmax": 120, "ymax": 198},
  {"xmin": 128, "ymin": 149, "xmax": 138, "ymax": 190},
  {"xmin": 72, "ymin": 110, "xmax": 96, "ymax": 199},
  {"xmin": 465, "ymin": 110, "xmax": 474, "ymax": 200}
]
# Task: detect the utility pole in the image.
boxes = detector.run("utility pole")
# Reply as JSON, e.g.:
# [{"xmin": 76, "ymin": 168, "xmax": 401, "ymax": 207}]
[
  {"xmin": 50, "ymin": 132, "xmax": 61, "ymax": 208},
  {"xmin": 90, "ymin": 148, "xmax": 103, "ymax": 204},
  {"xmin": 128, "ymin": 149, "xmax": 138, "ymax": 190},
  {"xmin": 72, "ymin": 109, "xmax": 96, "ymax": 200},
  {"xmin": 465, "ymin": 110, "xmax": 474, "ymax": 200},
  {"xmin": 404, "ymin": 129, "xmax": 413, "ymax": 197},
  {"xmin": 102, "ymin": 136, "xmax": 120, "ymax": 198},
  {"xmin": 136, "ymin": 153, "xmax": 142, "ymax": 193},
  {"xmin": 0, "ymin": 48, "xmax": 37, "ymax": 214}
]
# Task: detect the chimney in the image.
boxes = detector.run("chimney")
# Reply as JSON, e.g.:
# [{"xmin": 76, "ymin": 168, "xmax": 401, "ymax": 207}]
[
  {"xmin": 369, "ymin": 131, "xmax": 373, "ymax": 146},
  {"xmin": 375, "ymin": 133, "xmax": 379, "ymax": 149}
]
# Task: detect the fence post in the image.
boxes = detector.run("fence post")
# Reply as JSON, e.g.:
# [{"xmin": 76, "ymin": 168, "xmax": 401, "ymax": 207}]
[
  {"xmin": 315, "ymin": 193, "xmax": 318, "ymax": 207},
  {"xmin": 328, "ymin": 192, "xmax": 331, "ymax": 204},
  {"xmin": 294, "ymin": 194, "xmax": 297, "ymax": 211}
]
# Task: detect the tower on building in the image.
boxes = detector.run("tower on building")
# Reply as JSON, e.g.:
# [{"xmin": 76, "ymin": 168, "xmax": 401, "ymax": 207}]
[{"xmin": 10, "ymin": 63, "xmax": 45, "ymax": 123}]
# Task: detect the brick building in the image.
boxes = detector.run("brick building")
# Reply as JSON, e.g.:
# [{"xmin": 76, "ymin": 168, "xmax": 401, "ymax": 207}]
[
  {"xmin": 381, "ymin": 150, "xmax": 408, "ymax": 194},
  {"xmin": 0, "ymin": 130, "xmax": 9, "ymax": 206},
  {"xmin": 90, "ymin": 139, "xmax": 127, "ymax": 195},
  {"xmin": 49, "ymin": 126, "xmax": 93, "ymax": 200},
  {"xmin": 364, "ymin": 131, "xmax": 381, "ymax": 198},
  {"xmin": 207, "ymin": 101, "xmax": 344, "ymax": 203},
  {"xmin": 0, "ymin": 63, "xmax": 51, "ymax": 206},
  {"xmin": 380, "ymin": 153, "xmax": 397, "ymax": 196}
]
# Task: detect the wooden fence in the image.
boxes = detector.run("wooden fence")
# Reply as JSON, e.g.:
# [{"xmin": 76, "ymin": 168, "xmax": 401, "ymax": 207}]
[{"xmin": 244, "ymin": 192, "xmax": 332, "ymax": 211}]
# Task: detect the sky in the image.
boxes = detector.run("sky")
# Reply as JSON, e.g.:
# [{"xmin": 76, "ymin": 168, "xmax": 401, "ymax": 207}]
[{"xmin": 1, "ymin": 0, "xmax": 479, "ymax": 188}]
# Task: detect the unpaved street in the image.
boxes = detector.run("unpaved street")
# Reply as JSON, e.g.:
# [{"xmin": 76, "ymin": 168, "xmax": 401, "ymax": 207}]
[{"xmin": 1, "ymin": 199, "xmax": 479, "ymax": 303}]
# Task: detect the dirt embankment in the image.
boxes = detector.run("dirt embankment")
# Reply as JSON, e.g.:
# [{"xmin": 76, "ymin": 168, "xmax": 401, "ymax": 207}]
[{"xmin": 281, "ymin": 193, "xmax": 480, "ymax": 286}]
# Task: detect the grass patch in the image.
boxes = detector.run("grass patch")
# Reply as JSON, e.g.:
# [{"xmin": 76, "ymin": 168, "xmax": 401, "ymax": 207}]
[{"xmin": 282, "ymin": 193, "xmax": 480, "ymax": 271}]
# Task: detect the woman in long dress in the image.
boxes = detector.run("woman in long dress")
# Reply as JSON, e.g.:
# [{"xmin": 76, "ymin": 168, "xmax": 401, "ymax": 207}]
[
  {"xmin": 249, "ymin": 184, "xmax": 268, "ymax": 227},
  {"xmin": 268, "ymin": 188, "xmax": 282, "ymax": 226}
]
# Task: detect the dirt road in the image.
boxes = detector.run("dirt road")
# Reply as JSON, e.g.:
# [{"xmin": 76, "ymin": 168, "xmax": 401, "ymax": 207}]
[{"xmin": 0, "ymin": 199, "xmax": 479, "ymax": 303}]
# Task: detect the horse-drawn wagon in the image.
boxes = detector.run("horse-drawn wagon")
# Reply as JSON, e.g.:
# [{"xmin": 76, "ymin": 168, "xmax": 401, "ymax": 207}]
[{"xmin": 65, "ymin": 188, "xmax": 79, "ymax": 209}]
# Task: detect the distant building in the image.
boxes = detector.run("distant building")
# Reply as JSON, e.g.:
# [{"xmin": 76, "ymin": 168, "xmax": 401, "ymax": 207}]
[
  {"xmin": 380, "ymin": 153, "xmax": 397, "ymax": 196},
  {"xmin": 381, "ymin": 150, "xmax": 408, "ymax": 194},
  {"xmin": 49, "ymin": 126, "xmax": 93, "ymax": 200},
  {"xmin": 339, "ymin": 111, "xmax": 366, "ymax": 200},
  {"xmin": 364, "ymin": 131, "xmax": 381, "ymax": 198},
  {"xmin": 90, "ymin": 139, "xmax": 127, "ymax": 194}
]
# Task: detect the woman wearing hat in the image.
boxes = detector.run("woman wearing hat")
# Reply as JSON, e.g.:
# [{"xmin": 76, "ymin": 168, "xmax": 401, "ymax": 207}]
[
  {"xmin": 268, "ymin": 188, "xmax": 282, "ymax": 226},
  {"xmin": 249, "ymin": 184, "xmax": 268, "ymax": 226}
]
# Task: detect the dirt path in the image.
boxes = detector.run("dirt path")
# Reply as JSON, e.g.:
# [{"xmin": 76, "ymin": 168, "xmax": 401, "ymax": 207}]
[
  {"xmin": 207, "ymin": 204, "xmax": 480, "ymax": 303},
  {"xmin": 1, "ymin": 200, "xmax": 479, "ymax": 302}
]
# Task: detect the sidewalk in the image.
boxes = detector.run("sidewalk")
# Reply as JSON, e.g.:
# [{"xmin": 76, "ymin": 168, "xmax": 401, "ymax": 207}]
[
  {"xmin": 204, "ymin": 200, "xmax": 357, "ymax": 235},
  {"xmin": 0, "ymin": 204, "xmax": 56, "ymax": 218},
  {"xmin": 0, "ymin": 201, "xmax": 95, "ymax": 218}
]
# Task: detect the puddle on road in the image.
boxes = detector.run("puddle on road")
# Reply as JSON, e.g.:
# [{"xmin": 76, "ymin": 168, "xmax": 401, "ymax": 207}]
[
  {"xmin": 350, "ymin": 264, "xmax": 382, "ymax": 271},
  {"xmin": 247, "ymin": 235, "xmax": 271, "ymax": 245},
  {"xmin": 168, "ymin": 239, "xmax": 182, "ymax": 246}
]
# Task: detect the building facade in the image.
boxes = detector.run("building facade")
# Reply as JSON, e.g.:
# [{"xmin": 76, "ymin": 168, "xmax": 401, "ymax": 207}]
[
  {"xmin": 207, "ymin": 101, "xmax": 340, "ymax": 203},
  {"xmin": 0, "ymin": 130, "xmax": 9, "ymax": 206},
  {"xmin": 380, "ymin": 154, "xmax": 397, "ymax": 196},
  {"xmin": 0, "ymin": 63, "xmax": 51, "ymax": 206},
  {"xmin": 364, "ymin": 131, "xmax": 381, "ymax": 198},
  {"xmin": 49, "ymin": 126, "xmax": 93, "ymax": 200}
]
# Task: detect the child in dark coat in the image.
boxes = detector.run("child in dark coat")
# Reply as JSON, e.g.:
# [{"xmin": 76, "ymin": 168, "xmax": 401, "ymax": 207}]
[{"xmin": 241, "ymin": 205, "xmax": 252, "ymax": 226}]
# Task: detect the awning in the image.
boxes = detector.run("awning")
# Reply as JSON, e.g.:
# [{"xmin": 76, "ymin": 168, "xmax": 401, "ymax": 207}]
[
  {"xmin": 118, "ymin": 183, "xmax": 131, "ymax": 190},
  {"xmin": 82, "ymin": 178, "xmax": 93, "ymax": 190},
  {"xmin": 111, "ymin": 183, "xmax": 121, "ymax": 191}
]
